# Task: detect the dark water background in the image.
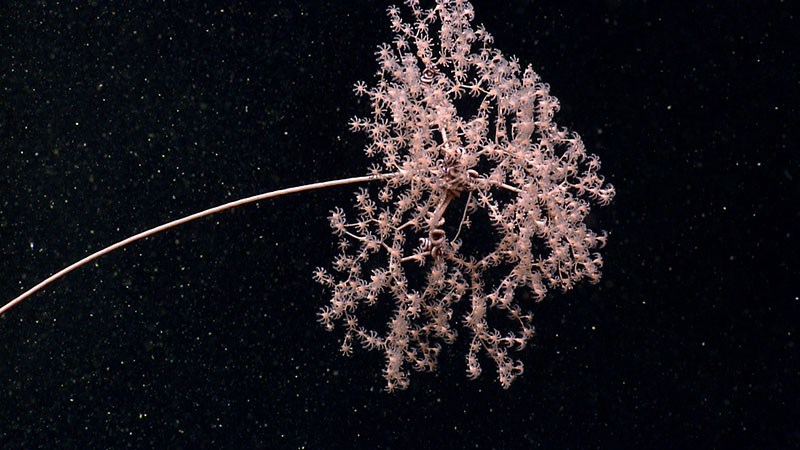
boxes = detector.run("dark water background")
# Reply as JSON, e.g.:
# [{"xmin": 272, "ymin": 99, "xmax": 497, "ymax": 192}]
[{"xmin": 1, "ymin": 0, "xmax": 796, "ymax": 448}]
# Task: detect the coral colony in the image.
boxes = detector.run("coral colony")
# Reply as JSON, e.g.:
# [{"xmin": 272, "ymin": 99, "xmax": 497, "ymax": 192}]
[
  {"xmin": 2, "ymin": 0, "xmax": 614, "ymax": 392},
  {"xmin": 314, "ymin": 0, "xmax": 614, "ymax": 391}
]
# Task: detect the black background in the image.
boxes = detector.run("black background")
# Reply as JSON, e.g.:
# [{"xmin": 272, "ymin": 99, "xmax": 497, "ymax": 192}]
[{"xmin": 1, "ymin": 0, "xmax": 796, "ymax": 448}]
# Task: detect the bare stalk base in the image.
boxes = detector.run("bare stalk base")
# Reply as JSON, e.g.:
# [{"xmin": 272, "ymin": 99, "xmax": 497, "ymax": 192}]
[{"xmin": 1, "ymin": 174, "xmax": 388, "ymax": 315}]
